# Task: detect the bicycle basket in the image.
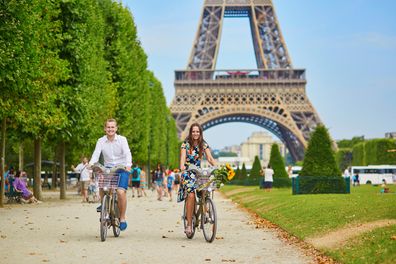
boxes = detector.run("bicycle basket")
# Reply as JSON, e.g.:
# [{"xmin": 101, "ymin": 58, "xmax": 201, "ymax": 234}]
[
  {"xmin": 95, "ymin": 172, "xmax": 120, "ymax": 189},
  {"xmin": 196, "ymin": 173, "xmax": 216, "ymax": 191}
]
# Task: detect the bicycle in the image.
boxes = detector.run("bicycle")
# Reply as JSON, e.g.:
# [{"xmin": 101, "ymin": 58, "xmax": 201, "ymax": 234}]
[
  {"xmin": 93, "ymin": 165, "xmax": 126, "ymax": 242},
  {"xmin": 182, "ymin": 165, "xmax": 218, "ymax": 243}
]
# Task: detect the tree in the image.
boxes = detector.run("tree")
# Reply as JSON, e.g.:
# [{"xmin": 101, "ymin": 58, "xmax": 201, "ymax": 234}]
[
  {"xmin": 54, "ymin": 0, "xmax": 117, "ymax": 199},
  {"xmin": 299, "ymin": 125, "xmax": 344, "ymax": 194},
  {"xmin": 300, "ymin": 125, "xmax": 341, "ymax": 177},
  {"xmin": 337, "ymin": 136, "xmax": 365, "ymax": 148},
  {"xmin": 1, "ymin": 0, "xmax": 69, "ymax": 203},
  {"xmin": 235, "ymin": 166, "xmax": 241, "ymax": 181},
  {"xmin": 269, "ymin": 144, "xmax": 290, "ymax": 187},
  {"xmin": 240, "ymin": 163, "xmax": 247, "ymax": 181},
  {"xmin": 250, "ymin": 156, "xmax": 261, "ymax": 179},
  {"xmin": 166, "ymin": 112, "xmax": 180, "ymax": 169}
]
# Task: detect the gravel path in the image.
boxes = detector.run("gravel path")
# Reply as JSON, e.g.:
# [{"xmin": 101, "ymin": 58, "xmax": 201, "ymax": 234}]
[{"xmin": 0, "ymin": 190, "xmax": 313, "ymax": 264}]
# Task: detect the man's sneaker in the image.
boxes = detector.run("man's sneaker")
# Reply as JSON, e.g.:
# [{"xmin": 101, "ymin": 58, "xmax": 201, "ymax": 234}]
[
  {"xmin": 120, "ymin": 221, "xmax": 127, "ymax": 231},
  {"xmin": 96, "ymin": 205, "xmax": 102, "ymax": 212}
]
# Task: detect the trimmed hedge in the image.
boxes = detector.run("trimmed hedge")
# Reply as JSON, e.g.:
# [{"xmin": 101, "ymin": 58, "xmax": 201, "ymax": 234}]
[
  {"xmin": 292, "ymin": 176, "xmax": 350, "ymax": 194},
  {"xmin": 335, "ymin": 148, "xmax": 352, "ymax": 171},
  {"xmin": 352, "ymin": 139, "xmax": 396, "ymax": 166}
]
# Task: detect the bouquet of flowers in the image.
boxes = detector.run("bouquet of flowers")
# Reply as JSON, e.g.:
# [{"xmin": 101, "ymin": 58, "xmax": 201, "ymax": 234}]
[{"xmin": 213, "ymin": 163, "xmax": 235, "ymax": 188}]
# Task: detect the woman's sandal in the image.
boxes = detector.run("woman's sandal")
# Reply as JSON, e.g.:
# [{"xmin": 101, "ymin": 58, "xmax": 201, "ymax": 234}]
[{"xmin": 184, "ymin": 226, "xmax": 192, "ymax": 236}]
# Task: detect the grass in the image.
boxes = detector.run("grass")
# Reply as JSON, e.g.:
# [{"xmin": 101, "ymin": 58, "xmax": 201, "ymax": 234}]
[
  {"xmin": 326, "ymin": 225, "xmax": 396, "ymax": 264},
  {"xmin": 221, "ymin": 184, "xmax": 396, "ymax": 263}
]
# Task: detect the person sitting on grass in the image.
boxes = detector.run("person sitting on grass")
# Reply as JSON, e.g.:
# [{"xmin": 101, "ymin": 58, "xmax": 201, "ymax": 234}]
[
  {"xmin": 380, "ymin": 179, "xmax": 390, "ymax": 194},
  {"xmin": 13, "ymin": 170, "xmax": 41, "ymax": 204}
]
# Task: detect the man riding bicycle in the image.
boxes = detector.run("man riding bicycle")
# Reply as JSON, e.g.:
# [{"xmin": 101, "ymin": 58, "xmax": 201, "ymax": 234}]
[{"xmin": 89, "ymin": 118, "xmax": 132, "ymax": 231}]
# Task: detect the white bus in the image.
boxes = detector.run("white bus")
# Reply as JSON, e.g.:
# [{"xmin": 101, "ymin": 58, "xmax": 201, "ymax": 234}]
[{"xmin": 351, "ymin": 165, "xmax": 396, "ymax": 185}]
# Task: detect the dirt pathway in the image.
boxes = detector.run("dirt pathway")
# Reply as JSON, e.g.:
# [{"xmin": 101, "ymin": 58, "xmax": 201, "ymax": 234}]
[
  {"xmin": 306, "ymin": 219, "xmax": 396, "ymax": 249},
  {"xmin": 0, "ymin": 191, "xmax": 314, "ymax": 264}
]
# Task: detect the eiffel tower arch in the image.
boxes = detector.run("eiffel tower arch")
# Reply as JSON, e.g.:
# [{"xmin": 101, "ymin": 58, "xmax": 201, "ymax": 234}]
[{"xmin": 170, "ymin": 0, "xmax": 322, "ymax": 161}]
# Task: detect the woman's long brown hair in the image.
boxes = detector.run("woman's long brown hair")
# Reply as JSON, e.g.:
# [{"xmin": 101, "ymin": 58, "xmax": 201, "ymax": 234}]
[{"xmin": 186, "ymin": 123, "xmax": 204, "ymax": 159}]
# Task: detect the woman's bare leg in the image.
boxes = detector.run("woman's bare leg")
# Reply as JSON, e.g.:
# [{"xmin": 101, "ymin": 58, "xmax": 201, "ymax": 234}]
[{"xmin": 186, "ymin": 192, "xmax": 195, "ymax": 228}]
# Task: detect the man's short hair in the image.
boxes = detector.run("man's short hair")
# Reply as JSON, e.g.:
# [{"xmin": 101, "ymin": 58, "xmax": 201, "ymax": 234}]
[{"xmin": 104, "ymin": 118, "xmax": 117, "ymax": 127}]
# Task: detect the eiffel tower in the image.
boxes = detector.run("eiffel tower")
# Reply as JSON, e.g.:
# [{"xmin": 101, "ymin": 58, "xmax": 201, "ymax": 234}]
[{"xmin": 170, "ymin": 0, "xmax": 322, "ymax": 161}]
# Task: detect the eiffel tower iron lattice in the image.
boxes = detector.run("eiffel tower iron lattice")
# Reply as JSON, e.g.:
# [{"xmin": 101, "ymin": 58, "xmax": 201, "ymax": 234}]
[{"xmin": 170, "ymin": 0, "xmax": 323, "ymax": 161}]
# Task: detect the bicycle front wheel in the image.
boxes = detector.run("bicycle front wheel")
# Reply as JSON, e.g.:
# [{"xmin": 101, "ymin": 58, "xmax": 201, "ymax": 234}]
[
  {"xmin": 202, "ymin": 197, "xmax": 217, "ymax": 243},
  {"xmin": 112, "ymin": 193, "xmax": 120, "ymax": 237},
  {"xmin": 100, "ymin": 195, "xmax": 110, "ymax": 242}
]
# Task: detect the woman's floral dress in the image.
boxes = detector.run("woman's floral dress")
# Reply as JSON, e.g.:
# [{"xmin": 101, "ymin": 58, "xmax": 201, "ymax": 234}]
[{"xmin": 177, "ymin": 141, "xmax": 209, "ymax": 202}]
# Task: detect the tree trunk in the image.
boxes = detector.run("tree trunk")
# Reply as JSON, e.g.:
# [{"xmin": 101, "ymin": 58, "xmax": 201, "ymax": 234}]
[
  {"xmin": 0, "ymin": 118, "xmax": 6, "ymax": 208},
  {"xmin": 59, "ymin": 141, "xmax": 66, "ymax": 199},
  {"xmin": 43, "ymin": 171, "xmax": 49, "ymax": 189},
  {"xmin": 33, "ymin": 138, "xmax": 43, "ymax": 201},
  {"xmin": 51, "ymin": 161, "xmax": 57, "ymax": 190},
  {"xmin": 19, "ymin": 143, "xmax": 24, "ymax": 171}
]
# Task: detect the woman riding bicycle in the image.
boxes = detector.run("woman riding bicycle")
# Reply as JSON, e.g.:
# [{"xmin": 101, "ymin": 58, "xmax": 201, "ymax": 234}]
[{"xmin": 177, "ymin": 123, "xmax": 216, "ymax": 236}]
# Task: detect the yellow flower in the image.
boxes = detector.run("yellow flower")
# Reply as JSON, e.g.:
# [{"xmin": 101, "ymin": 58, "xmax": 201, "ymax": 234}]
[
  {"xmin": 226, "ymin": 163, "xmax": 232, "ymax": 171},
  {"xmin": 227, "ymin": 170, "xmax": 235, "ymax": 181}
]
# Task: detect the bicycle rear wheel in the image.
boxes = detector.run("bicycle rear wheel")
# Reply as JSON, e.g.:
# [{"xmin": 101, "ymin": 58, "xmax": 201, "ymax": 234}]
[
  {"xmin": 202, "ymin": 197, "xmax": 217, "ymax": 243},
  {"xmin": 112, "ymin": 193, "xmax": 120, "ymax": 237},
  {"xmin": 100, "ymin": 195, "xmax": 109, "ymax": 242},
  {"xmin": 183, "ymin": 200, "xmax": 196, "ymax": 239}
]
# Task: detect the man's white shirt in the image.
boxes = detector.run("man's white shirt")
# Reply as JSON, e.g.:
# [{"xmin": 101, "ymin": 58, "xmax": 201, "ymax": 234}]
[{"xmin": 89, "ymin": 134, "xmax": 132, "ymax": 168}]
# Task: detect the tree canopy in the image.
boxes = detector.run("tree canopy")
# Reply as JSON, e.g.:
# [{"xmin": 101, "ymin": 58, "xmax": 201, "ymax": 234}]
[
  {"xmin": 0, "ymin": 0, "xmax": 179, "ymax": 206},
  {"xmin": 300, "ymin": 125, "xmax": 341, "ymax": 177}
]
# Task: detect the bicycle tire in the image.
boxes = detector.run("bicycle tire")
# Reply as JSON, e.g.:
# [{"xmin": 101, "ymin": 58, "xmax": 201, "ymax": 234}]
[
  {"xmin": 202, "ymin": 197, "xmax": 217, "ymax": 243},
  {"xmin": 183, "ymin": 200, "xmax": 196, "ymax": 239},
  {"xmin": 112, "ymin": 193, "xmax": 120, "ymax": 237},
  {"xmin": 100, "ymin": 195, "xmax": 109, "ymax": 242}
]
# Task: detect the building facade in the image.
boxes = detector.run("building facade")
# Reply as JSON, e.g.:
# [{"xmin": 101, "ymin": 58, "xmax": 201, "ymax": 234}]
[{"xmin": 240, "ymin": 131, "xmax": 285, "ymax": 167}]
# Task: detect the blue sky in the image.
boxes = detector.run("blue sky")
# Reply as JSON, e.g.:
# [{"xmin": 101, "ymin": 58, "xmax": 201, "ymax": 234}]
[{"xmin": 124, "ymin": 0, "xmax": 396, "ymax": 149}]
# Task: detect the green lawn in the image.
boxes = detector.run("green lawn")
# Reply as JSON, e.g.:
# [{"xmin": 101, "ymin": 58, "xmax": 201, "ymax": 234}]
[
  {"xmin": 326, "ymin": 225, "xmax": 396, "ymax": 264},
  {"xmin": 221, "ymin": 184, "xmax": 396, "ymax": 264}
]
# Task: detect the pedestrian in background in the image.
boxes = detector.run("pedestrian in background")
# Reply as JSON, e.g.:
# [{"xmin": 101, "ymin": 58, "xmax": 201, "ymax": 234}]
[
  {"xmin": 154, "ymin": 164, "xmax": 164, "ymax": 201},
  {"xmin": 264, "ymin": 164, "xmax": 274, "ymax": 192},
  {"xmin": 130, "ymin": 163, "xmax": 141, "ymax": 198},
  {"xmin": 72, "ymin": 156, "xmax": 91, "ymax": 203}
]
